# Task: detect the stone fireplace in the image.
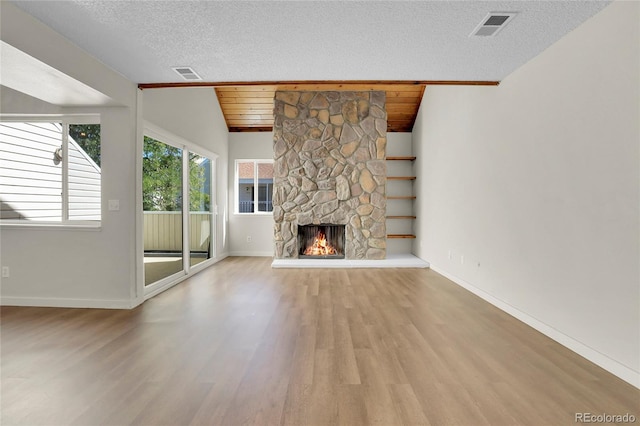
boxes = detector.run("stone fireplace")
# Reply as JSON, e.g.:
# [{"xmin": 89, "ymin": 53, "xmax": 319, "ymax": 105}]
[{"xmin": 273, "ymin": 91, "xmax": 387, "ymax": 260}]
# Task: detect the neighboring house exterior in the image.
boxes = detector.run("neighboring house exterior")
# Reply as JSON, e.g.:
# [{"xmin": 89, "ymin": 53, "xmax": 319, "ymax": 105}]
[
  {"xmin": 237, "ymin": 161, "xmax": 273, "ymax": 213},
  {"xmin": 0, "ymin": 122, "xmax": 101, "ymax": 221}
]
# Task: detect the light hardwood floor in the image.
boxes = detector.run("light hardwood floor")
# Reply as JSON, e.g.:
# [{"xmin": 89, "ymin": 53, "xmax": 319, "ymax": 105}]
[{"xmin": 1, "ymin": 257, "xmax": 638, "ymax": 425}]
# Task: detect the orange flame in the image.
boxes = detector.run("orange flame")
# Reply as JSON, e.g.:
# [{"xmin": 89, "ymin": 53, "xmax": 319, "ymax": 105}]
[{"xmin": 304, "ymin": 231, "xmax": 337, "ymax": 256}]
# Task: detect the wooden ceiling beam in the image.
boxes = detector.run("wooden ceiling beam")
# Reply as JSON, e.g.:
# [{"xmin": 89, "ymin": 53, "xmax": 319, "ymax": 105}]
[{"xmin": 140, "ymin": 80, "xmax": 499, "ymax": 90}]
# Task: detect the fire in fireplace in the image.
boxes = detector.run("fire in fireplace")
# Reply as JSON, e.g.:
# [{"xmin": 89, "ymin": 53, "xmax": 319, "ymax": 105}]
[{"xmin": 298, "ymin": 225, "xmax": 345, "ymax": 259}]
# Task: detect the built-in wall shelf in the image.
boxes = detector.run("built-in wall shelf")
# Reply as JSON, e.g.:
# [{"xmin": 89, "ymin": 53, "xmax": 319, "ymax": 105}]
[
  {"xmin": 386, "ymin": 140, "xmax": 416, "ymax": 253},
  {"xmin": 387, "ymin": 196, "xmax": 416, "ymax": 200},
  {"xmin": 386, "ymin": 156, "xmax": 416, "ymax": 161}
]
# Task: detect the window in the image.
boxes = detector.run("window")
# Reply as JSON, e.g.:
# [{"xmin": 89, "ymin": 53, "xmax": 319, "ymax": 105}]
[
  {"xmin": 236, "ymin": 160, "xmax": 273, "ymax": 214},
  {"xmin": 0, "ymin": 118, "xmax": 101, "ymax": 224}
]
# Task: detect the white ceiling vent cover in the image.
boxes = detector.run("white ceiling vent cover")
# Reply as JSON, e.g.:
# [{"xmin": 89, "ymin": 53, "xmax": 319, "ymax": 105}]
[
  {"xmin": 470, "ymin": 12, "xmax": 517, "ymax": 37},
  {"xmin": 172, "ymin": 66, "xmax": 203, "ymax": 81}
]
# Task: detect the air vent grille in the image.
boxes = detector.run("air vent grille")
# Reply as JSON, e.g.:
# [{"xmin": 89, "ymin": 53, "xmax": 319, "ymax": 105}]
[
  {"xmin": 172, "ymin": 66, "xmax": 202, "ymax": 81},
  {"xmin": 470, "ymin": 12, "xmax": 517, "ymax": 37}
]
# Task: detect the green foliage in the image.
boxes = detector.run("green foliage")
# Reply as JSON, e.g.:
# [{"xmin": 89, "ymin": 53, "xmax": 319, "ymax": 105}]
[
  {"xmin": 69, "ymin": 124, "xmax": 101, "ymax": 166},
  {"xmin": 143, "ymin": 137, "xmax": 182, "ymax": 211},
  {"xmin": 143, "ymin": 137, "xmax": 210, "ymax": 212},
  {"xmin": 189, "ymin": 155, "xmax": 211, "ymax": 212}
]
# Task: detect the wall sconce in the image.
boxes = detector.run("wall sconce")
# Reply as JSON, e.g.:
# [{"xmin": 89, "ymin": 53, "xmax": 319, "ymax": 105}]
[{"xmin": 53, "ymin": 146, "xmax": 63, "ymax": 165}]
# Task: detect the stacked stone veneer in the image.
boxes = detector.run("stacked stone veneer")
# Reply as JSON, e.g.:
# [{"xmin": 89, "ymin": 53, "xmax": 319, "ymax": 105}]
[{"xmin": 273, "ymin": 91, "xmax": 387, "ymax": 259}]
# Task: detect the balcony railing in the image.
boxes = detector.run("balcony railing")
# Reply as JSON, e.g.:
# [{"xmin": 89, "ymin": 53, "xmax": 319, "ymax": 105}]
[
  {"xmin": 238, "ymin": 200, "xmax": 273, "ymax": 213},
  {"xmin": 143, "ymin": 211, "xmax": 212, "ymax": 252}
]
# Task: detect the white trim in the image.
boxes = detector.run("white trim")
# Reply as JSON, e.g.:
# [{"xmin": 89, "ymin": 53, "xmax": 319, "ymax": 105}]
[
  {"xmin": 62, "ymin": 122, "xmax": 69, "ymax": 220},
  {"xmin": 143, "ymin": 252, "xmax": 229, "ymax": 301},
  {"xmin": 272, "ymin": 254, "xmax": 430, "ymax": 268},
  {"xmin": 142, "ymin": 211, "xmax": 215, "ymax": 215},
  {"xmin": 0, "ymin": 296, "xmax": 134, "ymax": 309},
  {"xmin": 144, "ymin": 121, "xmax": 218, "ymax": 161},
  {"xmin": 230, "ymin": 251, "xmax": 274, "ymax": 257},
  {"xmin": 0, "ymin": 114, "xmax": 101, "ymax": 124},
  {"xmin": 0, "ymin": 222, "xmax": 101, "ymax": 230},
  {"xmin": 232, "ymin": 212, "xmax": 274, "ymax": 217},
  {"xmin": 135, "ymin": 89, "xmax": 145, "ymax": 306},
  {"xmin": 188, "ymin": 257, "xmax": 217, "ymax": 273},
  {"xmin": 234, "ymin": 159, "xmax": 274, "ymax": 215},
  {"xmin": 210, "ymin": 157, "xmax": 217, "ymax": 258},
  {"xmin": 143, "ymin": 265, "xmax": 186, "ymax": 298},
  {"xmin": 215, "ymin": 252, "xmax": 230, "ymax": 263},
  {"xmin": 144, "ymin": 271, "xmax": 188, "ymax": 300},
  {"xmin": 182, "ymin": 147, "xmax": 190, "ymax": 273},
  {"xmin": 429, "ymin": 263, "xmax": 640, "ymax": 389},
  {"xmin": 0, "ymin": 117, "xmax": 102, "ymax": 225},
  {"xmin": 140, "ymin": 120, "xmax": 220, "ymax": 301}
]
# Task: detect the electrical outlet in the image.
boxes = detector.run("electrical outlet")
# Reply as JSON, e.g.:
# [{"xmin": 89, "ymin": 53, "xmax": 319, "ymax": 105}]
[
  {"xmin": 108, "ymin": 199, "xmax": 120, "ymax": 211},
  {"xmin": 1, "ymin": 266, "xmax": 9, "ymax": 278},
  {"xmin": 246, "ymin": 236, "xmax": 252, "ymax": 243},
  {"xmin": 460, "ymin": 255, "xmax": 464, "ymax": 265}
]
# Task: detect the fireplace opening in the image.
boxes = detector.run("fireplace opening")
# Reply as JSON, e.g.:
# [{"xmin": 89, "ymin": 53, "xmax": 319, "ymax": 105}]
[{"xmin": 298, "ymin": 224, "xmax": 345, "ymax": 259}]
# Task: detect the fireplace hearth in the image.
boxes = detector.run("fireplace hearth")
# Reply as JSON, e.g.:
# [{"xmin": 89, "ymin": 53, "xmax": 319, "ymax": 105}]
[{"xmin": 298, "ymin": 225, "xmax": 345, "ymax": 259}]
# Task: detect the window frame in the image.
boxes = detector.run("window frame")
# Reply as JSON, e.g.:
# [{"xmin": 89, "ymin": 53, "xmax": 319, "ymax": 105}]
[
  {"xmin": 0, "ymin": 114, "xmax": 102, "ymax": 229},
  {"xmin": 234, "ymin": 159, "xmax": 274, "ymax": 215},
  {"xmin": 141, "ymin": 121, "xmax": 219, "ymax": 299}
]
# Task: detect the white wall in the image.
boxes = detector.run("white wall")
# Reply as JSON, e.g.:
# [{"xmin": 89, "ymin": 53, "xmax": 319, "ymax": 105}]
[
  {"xmin": 2, "ymin": 106, "xmax": 138, "ymax": 307},
  {"xmin": 0, "ymin": 86, "xmax": 61, "ymax": 115},
  {"xmin": 142, "ymin": 87, "xmax": 230, "ymax": 260},
  {"xmin": 0, "ymin": 4, "xmax": 138, "ymax": 308},
  {"xmin": 413, "ymin": 1, "xmax": 639, "ymax": 386},
  {"xmin": 228, "ymin": 132, "xmax": 274, "ymax": 256}
]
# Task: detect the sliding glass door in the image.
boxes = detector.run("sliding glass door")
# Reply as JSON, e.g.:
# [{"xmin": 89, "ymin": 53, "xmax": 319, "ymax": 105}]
[
  {"xmin": 143, "ymin": 136, "xmax": 184, "ymax": 286},
  {"xmin": 189, "ymin": 152, "xmax": 214, "ymax": 266},
  {"xmin": 142, "ymin": 129, "xmax": 216, "ymax": 289}
]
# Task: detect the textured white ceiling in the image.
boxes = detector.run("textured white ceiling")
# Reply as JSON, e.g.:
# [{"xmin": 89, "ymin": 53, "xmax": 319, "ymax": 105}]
[{"xmin": 10, "ymin": 0, "xmax": 610, "ymax": 84}]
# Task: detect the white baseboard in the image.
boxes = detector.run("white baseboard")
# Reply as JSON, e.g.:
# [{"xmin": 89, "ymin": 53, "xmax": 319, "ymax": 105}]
[
  {"xmin": 216, "ymin": 252, "xmax": 230, "ymax": 261},
  {"xmin": 229, "ymin": 251, "xmax": 273, "ymax": 257},
  {"xmin": 1, "ymin": 255, "xmax": 234, "ymax": 310},
  {"xmin": 430, "ymin": 264, "xmax": 640, "ymax": 389},
  {"xmin": 272, "ymin": 254, "xmax": 429, "ymax": 268},
  {"xmin": 0, "ymin": 296, "xmax": 134, "ymax": 309}
]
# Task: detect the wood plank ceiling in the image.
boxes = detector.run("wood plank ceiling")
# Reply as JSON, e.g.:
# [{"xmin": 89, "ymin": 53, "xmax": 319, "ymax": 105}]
[
  {"xmin": 139, "ymin": 81, "xmax": 499, "ymax": 133},
  {"xmin": 214, "ymin": 82, "xmax": 426, "ymax": 133}
]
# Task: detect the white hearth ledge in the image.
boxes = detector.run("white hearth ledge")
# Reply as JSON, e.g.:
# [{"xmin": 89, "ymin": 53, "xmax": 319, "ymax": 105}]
[{"xmin": 271, "ymin": 254, "xmax": 429, "ymax": 269}]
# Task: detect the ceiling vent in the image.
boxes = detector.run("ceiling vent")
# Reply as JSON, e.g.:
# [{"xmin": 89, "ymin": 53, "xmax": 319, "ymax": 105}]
[
  {"xmin": 172, "ymin": 66, "xmax": 202, "ymax": 81},
  {"xmin": 470, "ymin": 12, "xmax": 517, "ymax": 37}
]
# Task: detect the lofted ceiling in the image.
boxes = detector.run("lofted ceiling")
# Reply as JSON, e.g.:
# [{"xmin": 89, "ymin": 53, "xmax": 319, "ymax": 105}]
[
  {"xmin": 141, "ymin": 80, "xmax": 498, "ymax": 132},
  {"xmin": 8, "ymin": 1, "xmax": 610, "ymax": 132},
  {"xmin": 214, "ymin": 82, "xmax": 430, "ymax": 133}
]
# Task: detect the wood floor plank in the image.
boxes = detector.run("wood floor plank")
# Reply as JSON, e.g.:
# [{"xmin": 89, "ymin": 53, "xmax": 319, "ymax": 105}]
[
  {"xmin": 387, "ymin": 383, "xmax": 431, "ymax": 426},
  {"xmin": 1, "ymin": 257, "xmax": 638, "ymax": 426},
  {"xmin": 336, "ymin": 384, "xmax": 369, "ymax": 425}
]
